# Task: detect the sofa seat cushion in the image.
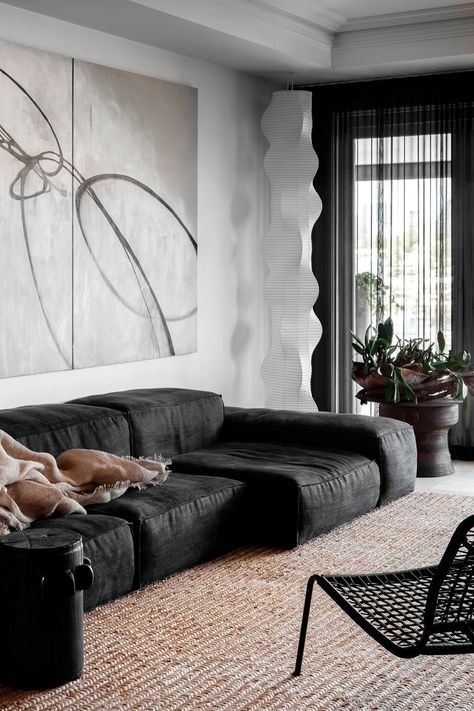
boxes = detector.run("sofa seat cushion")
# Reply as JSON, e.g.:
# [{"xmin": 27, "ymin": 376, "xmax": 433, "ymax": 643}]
[
  {"xmin": 223, "ymin": 407, "xmax": 416, "ymax": 505},
  {"xmin": 0, "ymin": 404, "xmax": 130, "ymax": 457},
  {"xmin": 30, "ymin": 514, "xmax": 134, "ymax": 611},
  {"xmin": 85, "ymin": 472, "xmax": 249, "ymax": 587},
  {"xmin": 69, "ymin": 388, "xmax": 225, "ymax": 458},
  {"xmin": 172, "ymin": 442, "xmax": 381, "ymax": 547}
]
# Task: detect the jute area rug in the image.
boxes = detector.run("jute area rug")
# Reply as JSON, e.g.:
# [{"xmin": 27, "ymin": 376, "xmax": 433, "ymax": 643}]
[{"xmin": 1, "ymin": 491, "xmax": 473, "ymax": 711}]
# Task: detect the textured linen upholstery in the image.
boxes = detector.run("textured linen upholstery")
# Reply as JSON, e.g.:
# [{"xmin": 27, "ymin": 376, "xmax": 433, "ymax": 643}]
[
  {"xmin": 173, "ymin": 443, "xmax": 380, "ymax": 547},
  {"xmin": 70, "ymin": 388, "xmax": 225, "ymax": 458},
  {"xmin": 86, "ymin": 472, "xmax": 249, "ymax": 586},
  {"xmin": 0, "ymin": 389, "xmax": 418, "ymax": 609},
  {"xmin": 0, "ymin": 404, "xmax": 130, "ymax": 457},
  {"xmin": 222, "ymin": 407, "xmax": 417, "ymax": 504},
  {"xmin": 31, "ymin": 514, "xmax": 134, "ymax": 611}
]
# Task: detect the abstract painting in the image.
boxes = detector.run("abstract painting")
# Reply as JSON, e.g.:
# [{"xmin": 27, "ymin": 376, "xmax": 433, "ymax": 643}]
[{"xmin": 0, "ymin": 40, "xmax": 197, "ymax": 377}]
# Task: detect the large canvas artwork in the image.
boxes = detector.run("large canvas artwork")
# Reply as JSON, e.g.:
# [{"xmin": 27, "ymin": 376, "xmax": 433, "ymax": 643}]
[{"xmin": 0, "ymin": 40, "xmax": 197, "ymax": 377}]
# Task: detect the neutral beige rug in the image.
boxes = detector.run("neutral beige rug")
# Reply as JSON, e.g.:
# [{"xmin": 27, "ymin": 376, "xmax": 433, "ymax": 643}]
[{"xmin": 1, "ymin": 491, "xmax": 473, "ymax": 711}]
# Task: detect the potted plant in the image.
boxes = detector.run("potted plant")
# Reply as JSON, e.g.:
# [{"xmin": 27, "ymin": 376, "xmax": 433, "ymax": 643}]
[
  {"xmin": 351, "ymin": 318, "xmax": 474, "ymax": 477},
  {"xmin": 351, "ymin": 318, "xmax": 474, "ymax": 405}
]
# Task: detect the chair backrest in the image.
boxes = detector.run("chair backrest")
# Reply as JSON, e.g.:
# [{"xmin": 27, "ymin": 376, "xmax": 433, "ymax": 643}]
[{"xmin": 425, "ymin": 514, "xmax": 474, "ymax": 630}]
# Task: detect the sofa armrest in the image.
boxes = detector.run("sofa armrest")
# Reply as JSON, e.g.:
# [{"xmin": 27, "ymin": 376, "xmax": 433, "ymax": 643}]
[{"xmin": 223, "ymin": 407, "xmax": 416, "ymax": 504}]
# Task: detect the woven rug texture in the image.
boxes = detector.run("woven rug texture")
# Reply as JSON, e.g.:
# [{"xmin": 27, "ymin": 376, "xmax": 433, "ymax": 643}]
[{"xmin": 0, "ymin": 491, "xmax": 473, "ymax": 711}]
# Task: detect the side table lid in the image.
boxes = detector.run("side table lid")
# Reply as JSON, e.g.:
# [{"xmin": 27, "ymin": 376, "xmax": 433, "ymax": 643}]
[{"xmin": 0, "ymin": 528, "xmax": 82, "ymax": 554}]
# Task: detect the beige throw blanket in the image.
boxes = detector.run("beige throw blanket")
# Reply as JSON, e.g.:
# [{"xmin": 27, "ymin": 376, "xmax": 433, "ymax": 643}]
[{"xmin": 0, "ymin": 431, "xmax": 170, "ymax": 536}]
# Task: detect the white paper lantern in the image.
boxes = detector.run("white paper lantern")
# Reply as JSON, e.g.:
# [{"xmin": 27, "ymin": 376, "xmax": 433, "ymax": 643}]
[{"xmin": 261, "ymin": 90, "xmax": 322, "ymax": 411}]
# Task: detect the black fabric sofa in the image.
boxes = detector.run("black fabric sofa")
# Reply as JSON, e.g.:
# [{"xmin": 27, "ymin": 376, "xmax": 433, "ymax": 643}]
[{"xmin": 0, "ymin": 388, "xmax": 417, "ymax": 611}]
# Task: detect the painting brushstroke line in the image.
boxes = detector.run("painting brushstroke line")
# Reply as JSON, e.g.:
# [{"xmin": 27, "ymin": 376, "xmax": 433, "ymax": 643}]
[
  {"xmin": 75, "ymin": 174, "xmax": 191, "ymax": 356},
  {"xmin": 0, "ymin": 69, "xmax": 64, "ymax": 188},
  {"xmin": 64, "ymin": 160, "xmax": 197, "ymax": 323},
  {"xmin": 0, "ymin": 67, "xmax": 71, "ymax": 369},
  {"xmin": 18, "ymin": 171, "xmax": 71, "ymax": 368}
]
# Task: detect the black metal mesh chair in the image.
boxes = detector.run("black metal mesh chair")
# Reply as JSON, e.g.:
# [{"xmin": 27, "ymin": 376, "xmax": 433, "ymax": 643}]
[{"xmin": 293, "ymin": 514, "xmax": 474, "ymax": 676}]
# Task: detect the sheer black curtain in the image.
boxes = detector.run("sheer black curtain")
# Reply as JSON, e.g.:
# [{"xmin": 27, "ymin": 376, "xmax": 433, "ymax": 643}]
[{"xmin": 307, "ymin": 72, "xmax": 474, "ymax": 456}]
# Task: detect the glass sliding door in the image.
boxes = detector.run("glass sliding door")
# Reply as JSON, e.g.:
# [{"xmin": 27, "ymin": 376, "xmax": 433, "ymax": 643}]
[
  {"xmin": 354, "ymin": 133, "xmax": 451, "ymax": 343},
  {"xmin": 353, "ymin": 132, "xmax": 452, "ymax": 412}
]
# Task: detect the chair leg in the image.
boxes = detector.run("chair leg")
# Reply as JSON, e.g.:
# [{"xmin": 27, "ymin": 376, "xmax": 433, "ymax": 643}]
[{"xmin": 293, "ymin": 575, "xmax": 317, "ymax": 677}]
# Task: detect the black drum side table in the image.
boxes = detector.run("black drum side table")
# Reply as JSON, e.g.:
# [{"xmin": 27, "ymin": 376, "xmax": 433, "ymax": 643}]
[{"xmin": 0, "ymin": 528, "xmax": 94, "ymax": 689}]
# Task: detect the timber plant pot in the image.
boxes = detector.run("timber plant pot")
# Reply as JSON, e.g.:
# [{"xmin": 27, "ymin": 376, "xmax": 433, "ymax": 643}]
[{"xmin": 379, "ymin": 400, "xmax": 461, "ymax": 478}]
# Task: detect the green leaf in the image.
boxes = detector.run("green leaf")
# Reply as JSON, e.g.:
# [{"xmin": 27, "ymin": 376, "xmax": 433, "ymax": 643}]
[
  {"xmin": 435, "ymin": 355, "xmax": 469, "ymax": 372},
  {"xmin": 437, "ymin": 330, "xmax": 446, "ymax": 353},
  {"xmin": 352, "ymin": 343, "xmax": 365, "ymax": 356},
  {"xmin": 350, "ymin": 331, "xmax": 365, "ymax": 348},
  {"xmin": 384, "ymin": 380, "xmax": 395, "ymax": 403},
  {"xmin": 403, "ymin": 386, "xmax": 417, "ymax": 403},
  {"xmin": 399, "ymin": 374, "xmax": 417, "ymax": 403},
  {"xmin": 377, "ymin": 323, "xmax": 388, "ymax": 342},
  {"xmin": 393, "ymin": 380, "xmax": 400, "ymax": 403},
  {"xmin": 453, "ymin": 373, "xmax": 468, "ymax": 401},
  {"xmin": 384, "ymin": 317, "xmax": 394, "ymax": 345},
  {"xmin": 431, "ymin": 361, "xmax": 449, "ymax": 371},
  {"xmin": 364, "ymin": 324, "xmax": 372, "ymax": 347}
]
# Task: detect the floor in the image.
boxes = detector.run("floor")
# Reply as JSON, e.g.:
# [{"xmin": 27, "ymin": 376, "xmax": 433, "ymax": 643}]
[{"xmin": 415, "ymin": 459, "xmax": 474, "ymax": 496}]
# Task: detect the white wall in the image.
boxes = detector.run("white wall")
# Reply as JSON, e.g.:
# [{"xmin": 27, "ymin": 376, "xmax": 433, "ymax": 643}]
[{"xmin": 0, "ymin": 2, "xmax": 273, "ymax": 409}]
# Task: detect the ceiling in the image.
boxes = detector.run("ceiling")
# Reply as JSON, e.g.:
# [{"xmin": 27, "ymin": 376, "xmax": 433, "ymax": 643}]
[{"xmin": 2, "ymin": 0, "xmax": 474, "ymax": 83}]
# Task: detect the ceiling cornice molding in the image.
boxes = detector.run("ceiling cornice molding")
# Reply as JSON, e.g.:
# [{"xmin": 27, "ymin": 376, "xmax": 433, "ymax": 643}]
[
  {"xmin": 342, "ymin": 2, "xmax": 474, "ymax": 31},
  {"xmin": 129, "ymin": 0, "xmax": 335, "ymax": 45},
  {"xmin": 132, "ymin": 0, "xmax": 474, "ymax": 38},
  {"xmin": 335, "ymin": 15, "xmax": 474, "ymax": 50},
  {"xmin": 252, "ymin": 0, "xmax": 345, "ymax": 32},
  {"xmin": 126, "ymin": 0, "xmax": 334, "ymax": 69}
]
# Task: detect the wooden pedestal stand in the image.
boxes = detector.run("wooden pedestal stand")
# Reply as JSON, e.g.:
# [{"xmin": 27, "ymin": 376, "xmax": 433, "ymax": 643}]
[{"xmin": 379, "ymin": 400, "xmax": 460, "ymax": 478}]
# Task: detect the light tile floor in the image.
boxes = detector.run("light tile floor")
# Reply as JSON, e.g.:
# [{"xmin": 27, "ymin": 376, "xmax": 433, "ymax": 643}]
[{"xmin": 415, "ymin": 460, "xmax": 474, "ymax": 496}]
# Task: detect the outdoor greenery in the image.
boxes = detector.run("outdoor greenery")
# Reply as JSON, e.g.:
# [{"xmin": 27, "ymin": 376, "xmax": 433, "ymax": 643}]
[{"xmin": 355, "ymin": 272, "xmax": 404, "ymax": 314}]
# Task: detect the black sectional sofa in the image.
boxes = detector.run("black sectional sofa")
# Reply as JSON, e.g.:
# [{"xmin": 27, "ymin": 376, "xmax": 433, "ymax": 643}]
[{"xmin": 0, "ymin": 388, "xmax": 417, "ymax": 611}]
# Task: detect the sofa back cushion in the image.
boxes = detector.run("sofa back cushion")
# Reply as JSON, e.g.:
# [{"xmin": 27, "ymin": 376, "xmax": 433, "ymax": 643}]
[
  {"xmin": 0, "ymin": 404, "xmax": 131, "ymax": 457},
  {"xmin": 69, "ymin": 388, "xmax": 225, "ymax": 458}
]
